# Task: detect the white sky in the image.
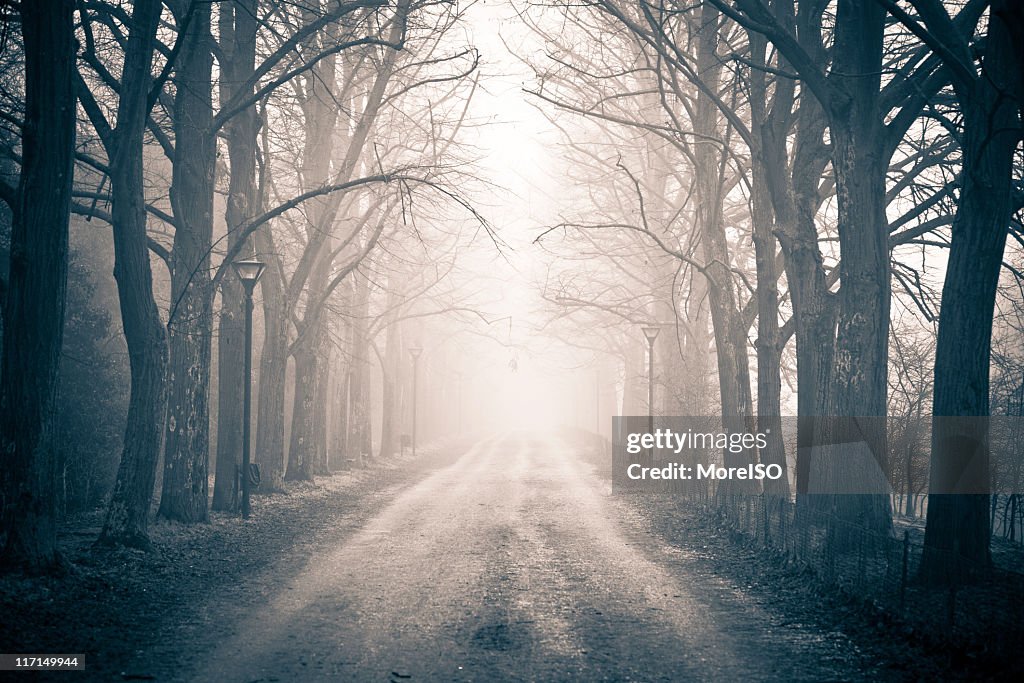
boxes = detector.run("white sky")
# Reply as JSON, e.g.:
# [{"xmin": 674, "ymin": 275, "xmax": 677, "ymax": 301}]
[{"xmin": 435, "ymin": 1, "xmax": 589, "ymax": 429}]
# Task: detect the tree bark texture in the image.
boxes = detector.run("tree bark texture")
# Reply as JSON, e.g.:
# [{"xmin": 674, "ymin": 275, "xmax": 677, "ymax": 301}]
[
  {"xmin": 0, "ymin": 0, "xmax": 77, "ymax": 572},
  {"xmin": 921, "ymin": 0, "xmax": 1024, "ymax": 584},
  {"xmin": 254, "ymin": 227, "xmax": 288, "ymax": 492},
  {"xmin": 96, "ymin": 0, "xmax": 168, "ymax": 550},
  {"xmin": 822, "ymin": 0, "xmax": 892, "ymax": 539},
  {"xmin": 159, "ymin": 2, "xmax": 216, "ymax": 523},
  {"xmin": 213, "ymin": 0, "xmax": 260, "ymax": 512}
]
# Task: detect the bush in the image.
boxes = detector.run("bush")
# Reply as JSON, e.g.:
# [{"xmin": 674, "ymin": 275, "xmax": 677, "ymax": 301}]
[{"xmin": 53, "ymin": 243, "xmax": 129, "ymax": 514}]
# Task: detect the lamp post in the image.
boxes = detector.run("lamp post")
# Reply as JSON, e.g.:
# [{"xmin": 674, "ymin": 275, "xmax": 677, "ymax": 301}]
[
  {"xmin": 409, "ymin": 346, "xmax": 422, "ymax": 456},
  {"xmin": 642, "ymin": 325, "xmax": 660, "ymax": 453},
  {"xmin": 232, "ymin": 259, "xmax": 265, "ymax": 519}
]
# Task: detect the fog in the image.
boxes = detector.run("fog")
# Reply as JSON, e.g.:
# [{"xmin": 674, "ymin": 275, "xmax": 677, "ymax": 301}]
[{"xmin": 1, "ymin": 1, "xmax": 1022, "ymax": 676}]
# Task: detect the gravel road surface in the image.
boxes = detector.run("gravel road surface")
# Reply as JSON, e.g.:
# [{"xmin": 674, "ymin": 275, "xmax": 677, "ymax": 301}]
[{"xmin": 186, "ymin": 434, "xmax": 881, "ymax": 682}]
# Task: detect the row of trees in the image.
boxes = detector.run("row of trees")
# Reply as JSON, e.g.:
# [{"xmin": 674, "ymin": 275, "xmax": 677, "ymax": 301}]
[
  {"xmin": 0, "ymin": 0, "xmax": 487, "ymax": 572},
  {"xmin": 527, "ymin": 0, "xmax": 1023, "ymax": 584}
]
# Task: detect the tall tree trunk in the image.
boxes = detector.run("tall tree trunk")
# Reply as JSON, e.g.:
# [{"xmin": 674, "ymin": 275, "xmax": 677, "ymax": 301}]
[
  {"xmin": 159, "ymin": 3, "xmax": 215, "ymax": 523},
  {"xmin": 286, "ymin": 249, "xmax": 334, "ymax": 480},
  {"xmin": 254, "ymin": 227, "xmax": 287, "ymax": 492},
  {"xmin": 96, "ymin": 0, "xmax": 168, "ymax": 550},
  {"xmin": 213, "ymin": 0, "xmax": 259, "ymax": 512},
  {"xmin": 621, "ymin": 343, "xmax": 645, "ymax": 416},
  {"xmin": 756, "ymin": 0, "xmax": 836, "ymax": 505},
  {"xmin": 333, "ymin": 368, "xmax": 351, "ymax": 469},
  {"xmin": 692, "ymin": 5, "xmax": 754, "ymax": 491},
  {"xmin": 328, "ymin": 279, "xmax": 353, "ymax": 470},
  {"xmin": 282, "ymin": 1, "xmax": 409, "ymax": 474},
  {"xmin": 378, "ymin": 354, "xmax": 397, "ymax": 458},
  {"xmin": 748, "ymin": 30, "xmax": 790, "ymax": 499},
  {"xmin": 767, "ymin": 110, "xmax": 834, "ymax": 499},
  {"xmin": 679, "ymin": 266, "xmax": 713, "ymax": 415},
  {"xmin": 283, "ymin": 5, "xmax": 339, "ymax": 480},
  {"xmin": 749, "ymin": 159, "xmax": 787, "ymax": 497},
  {"xmin": 348, "ymin": 272, "xmax": 373, "ymax": 459},
  {"xmin": 285, "ymin": 338, "xmax": 318, "ymax": 481},
  {"xmin": 310, "ymin": 331, "xmax": 331, "ymax": 475},
  {"xmin": 921, "ymin": 0, "xmax": 1023, "ymax": 585},
  {"xmin": 212, "ymin": 291, "xmax": 243, "ymax": 511},
  {"xmin": 645, "ymin": 134, "xmax": 689, "ymax": 416},
  {"xmin": 378, "ymin": 284, "xmax": 403, "ymax": 458},
  {"xmin": 823, "ymin": 0, "xmax": 892, "ymax": 539},
  {"xmin": 0, "ymin": 0, "xmax": 77, "ymax": 572}
]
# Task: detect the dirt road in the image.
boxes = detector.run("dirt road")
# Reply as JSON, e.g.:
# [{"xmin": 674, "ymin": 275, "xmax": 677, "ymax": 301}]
[{"xmin": 179, "ymin": 434, "xmax": 882, "ymax": 682}]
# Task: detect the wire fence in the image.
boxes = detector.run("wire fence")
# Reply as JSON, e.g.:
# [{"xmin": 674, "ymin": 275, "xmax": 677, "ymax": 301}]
[
  {"xmin": 580, "ymin": 429, "xmax": 1023, "ymax": 654},
  {"xmin": 702, "ymin": 490, "xmax": 1024, "ymax": 652}
]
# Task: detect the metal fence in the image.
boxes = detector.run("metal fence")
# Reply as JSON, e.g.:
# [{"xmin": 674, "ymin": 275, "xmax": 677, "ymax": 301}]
[
  {"xmin": 708, "ymin": 491, "xmax": 1024, "ymax": 652},
  {"xmin": 579, "ymin": 428, "xmax": 1024, "ymax": 654}
]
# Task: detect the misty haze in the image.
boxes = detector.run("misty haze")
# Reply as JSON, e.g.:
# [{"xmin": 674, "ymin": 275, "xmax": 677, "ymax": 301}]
[{"xmin": 1, "ymin": 0, "xmax": 1023, "ymax": 681}]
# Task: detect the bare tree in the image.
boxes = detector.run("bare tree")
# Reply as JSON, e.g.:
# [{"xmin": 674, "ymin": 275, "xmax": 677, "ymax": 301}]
[
  {"xmin": 907, "ymin": 0, "xmax": 1024, "ymax": 583},
  {"xmin": 158, "ymin": 0, "xmax": 217, "ymax": 523},
  {"xmin": 75, "ymin": 0, "xmax": 168, "ymax": 549},
  {"xmin": 0, "ymin": 0, "xmax": 77, "ymax": 573},
  {"xmin": 212, "ymin": 0, "xmax": 261, "ymax": 512}
]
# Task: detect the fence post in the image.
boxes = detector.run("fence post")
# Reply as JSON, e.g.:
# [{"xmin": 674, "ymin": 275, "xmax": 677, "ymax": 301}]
[
  {"xmin": 857, "ymin": 528, "xmax": 867, "ymax": 589},
  {"xmin": 762, "ymin": 495, "xmax": 769, "ymax": 545},
  {"xmin": 827, "ymin": 515, "xmax": 836, "ymax": 580},
  {"xmin": 799, "ymin": 509, "xmax": 808, "ymax": 561},
  {"xmin": 779, "ymin": 498, "xmax": 787, "ymax": 559},
  {"xmin": 947, "ymin": 582, "xmax": 957, "ymax": 629},
  {"xmin": 899, "ymin": 529, "xmax": 909, "ymax": 612}
]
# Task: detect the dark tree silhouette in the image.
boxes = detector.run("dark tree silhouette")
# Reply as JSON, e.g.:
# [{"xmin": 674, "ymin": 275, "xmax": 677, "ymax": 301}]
[
  {"xmin": 76, "ymin": 0, "xmax": 169, "ymax": 550},
  {"xmin": 158, "ymin": 0, "xmax": 217, "ymax": 524},
  {"xmin": 0, "ymin": 0, "xmax": 77, "ymax": 573},
  {"xmin": 212, "ymin": 0, "xmax": 261, "ymax": 512},
  {"xmin": 915, "ymin": 0, "xmax": 1024, "ymax": 584}
]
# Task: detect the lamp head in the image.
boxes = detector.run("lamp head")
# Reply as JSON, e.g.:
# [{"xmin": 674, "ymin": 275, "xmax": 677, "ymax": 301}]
[
  {"xmin": 232, "ymin": 259, "xmax": 266, "ymax": 292},
  {"xmin": 641, "ymin": 325, "xmax": 661, "ymax": 343},
  {"xmin": 408, "ymin": 346, "xmax": 423, "ymax": 359}
]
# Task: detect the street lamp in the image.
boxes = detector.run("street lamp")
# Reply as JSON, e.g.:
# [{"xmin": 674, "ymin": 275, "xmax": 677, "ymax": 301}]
[
  {"xmin": 642, "ymin": 325, "xmax": 660, "ymax": 455},
  {"xmin": 232, "ymin": 259, "xmax": 265, "ymax": 519},
  {"xmin": 409, "ymin": 346, "xmax": 423, "ymax": 456}
]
